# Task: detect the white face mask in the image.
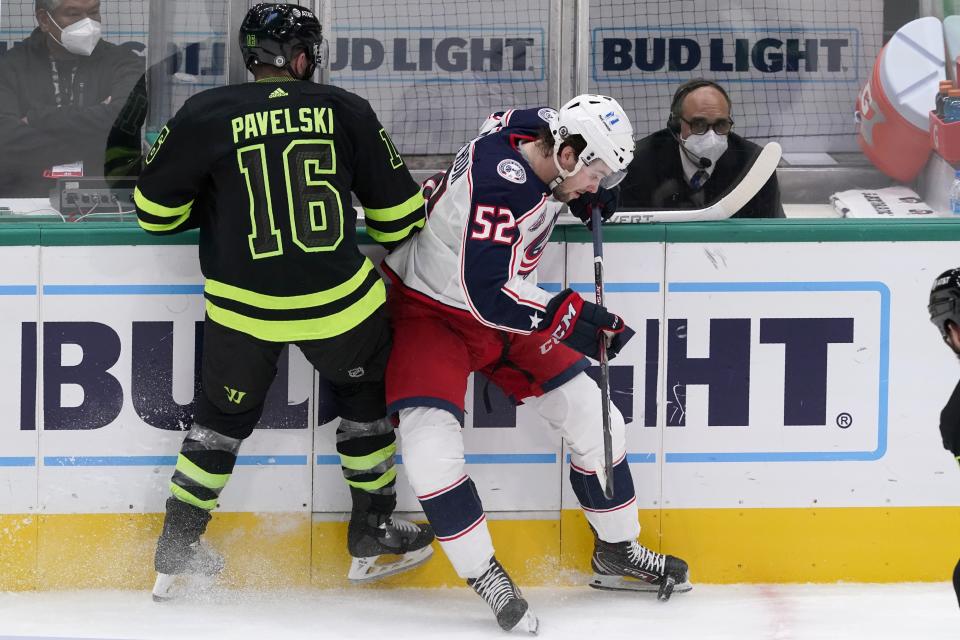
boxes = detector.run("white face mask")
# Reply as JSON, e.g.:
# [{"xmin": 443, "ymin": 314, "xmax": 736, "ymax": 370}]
[
  {"xmin": 682, "ymin": 129, "xmax": 729, "ymax": 167},
  {"xmin": 47, "ymin": 12, "xmax": 102, "ymax": 56}
]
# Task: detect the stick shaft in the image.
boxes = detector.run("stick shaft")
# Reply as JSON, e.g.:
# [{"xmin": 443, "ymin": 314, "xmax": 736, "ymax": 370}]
[{"xmin": 591, "ymin": 206, "xmax": 615, "ymax": 500}]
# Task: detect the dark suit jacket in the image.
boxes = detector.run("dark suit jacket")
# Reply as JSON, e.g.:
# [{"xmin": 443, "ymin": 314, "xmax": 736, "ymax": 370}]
[{"xmin": 619, "ymin": 129, "xmax": 784, "ymax": 218}]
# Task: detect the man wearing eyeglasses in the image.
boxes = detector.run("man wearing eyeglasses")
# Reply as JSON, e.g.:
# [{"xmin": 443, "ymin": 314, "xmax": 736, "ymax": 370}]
[{"xmin": 620, "ymin": 79, "xmax": 784, "ymax": 218}]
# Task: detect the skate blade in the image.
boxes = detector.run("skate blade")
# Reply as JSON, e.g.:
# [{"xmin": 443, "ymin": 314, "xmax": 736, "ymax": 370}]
[
  {"xmin": 152, "ymin": 571, "xmax": 220, "ymax": 602},
  {"xmin": 347, "ymin": 544, "xmax": 434, "ymax": 582},
  {"xmin": 588, "ymin": 572, "xmax": 693, "ymax": 597},
  {"xmin": 511, "ymin": 609, "xmax": 539, "ymax": 635}
]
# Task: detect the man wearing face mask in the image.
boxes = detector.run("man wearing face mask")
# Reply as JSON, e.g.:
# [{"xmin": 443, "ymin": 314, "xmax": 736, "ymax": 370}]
[
  {"xmin": 0, "ymin": 0, "xmax": 143, "ymax": 197},
  {"xmin": 927, "ymin": 268, "xmax": 960, "ymax": 609},
  {"xmin": 619, "ymin": 79, "xmax": 784, "ymax": 218}
]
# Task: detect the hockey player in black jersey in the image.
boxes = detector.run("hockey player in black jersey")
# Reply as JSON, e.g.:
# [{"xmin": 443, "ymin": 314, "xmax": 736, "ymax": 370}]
[
  {"xmin": 927, "ymin": 268, "xmax": 960, "ymax": 609},
  {"xmin": 135, "ymin": 3, "xmax": 433, "ymax": 600}
]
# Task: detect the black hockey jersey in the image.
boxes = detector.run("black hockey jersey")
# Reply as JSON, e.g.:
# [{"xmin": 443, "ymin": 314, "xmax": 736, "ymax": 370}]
[{"xmin": 135, "ymin": 78, "xmax": 425, "ymax": 342}]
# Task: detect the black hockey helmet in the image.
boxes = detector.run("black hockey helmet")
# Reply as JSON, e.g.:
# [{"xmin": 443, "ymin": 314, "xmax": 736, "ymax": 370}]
[
  {"xmin": 239, "ymin": 3, "xmax": 325, "ymax": 76},
  {"xmin": 929, "ymin": 268, "xmax": 960, "ymax": 340}
]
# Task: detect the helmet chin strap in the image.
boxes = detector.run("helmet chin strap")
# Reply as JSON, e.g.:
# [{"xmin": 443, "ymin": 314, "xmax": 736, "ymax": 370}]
[
  {"xmin": 549, "ymin": 149, "xmax": 585, "ymax": 191},
  {"xmin": 548, "ymin": 168, "xmax": 565, "ymax": 191}
]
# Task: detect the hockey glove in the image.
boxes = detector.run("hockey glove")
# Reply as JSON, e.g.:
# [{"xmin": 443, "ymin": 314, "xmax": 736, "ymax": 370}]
[
  {"xmin": 567, "ymin": 186, "xmax": 619, "ymax": 229},
  {"xmin": 539, "ymin": 288, "xmax": 635, "ymax": 361}
]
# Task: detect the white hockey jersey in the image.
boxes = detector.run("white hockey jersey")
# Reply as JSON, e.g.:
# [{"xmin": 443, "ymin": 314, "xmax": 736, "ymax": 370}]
[{"xmin": 383, "ymin": 107, "xmax": 565, "ymax": 334}]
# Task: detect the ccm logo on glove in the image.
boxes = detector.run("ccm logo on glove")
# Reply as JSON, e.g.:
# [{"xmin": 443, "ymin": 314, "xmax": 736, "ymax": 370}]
[{"xmin": 538, "ymin": 288, "xmax": 635, "ymax": 360}]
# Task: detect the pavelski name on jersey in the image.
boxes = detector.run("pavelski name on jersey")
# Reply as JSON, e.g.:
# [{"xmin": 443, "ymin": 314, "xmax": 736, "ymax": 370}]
[
  {"xmin": 385, "ymin": 107, "xmax": 567, "ymax": 335},
  {"xmin": 231, "ymin": 106, "xmax": 334, "ymax": 144}
]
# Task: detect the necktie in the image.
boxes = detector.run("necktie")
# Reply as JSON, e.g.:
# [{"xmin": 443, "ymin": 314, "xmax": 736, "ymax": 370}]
[{"xmin": 690, "ymin": 169, "xmax": 708, "ymax": 191}]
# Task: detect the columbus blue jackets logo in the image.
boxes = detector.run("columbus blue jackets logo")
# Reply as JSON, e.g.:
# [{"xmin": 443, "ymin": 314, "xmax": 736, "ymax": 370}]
[
  {"xmin": 519, "ymin": 224, "xmax": 551, "ymax": 276},
  {"xmin": 528, "ymin": 209, "xmax": 547, "ymax": 231},
  {"xmin": 538, "ymin": 108, "xmax": 557, "ymax": 123},
  {"xmin": 497, "ymin": 159, "xmax": 527, "ymax": 184}
]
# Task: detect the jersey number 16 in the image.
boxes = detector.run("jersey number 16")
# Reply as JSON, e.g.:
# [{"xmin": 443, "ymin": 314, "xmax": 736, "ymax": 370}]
[{"xmin": 237, "ymin": 139, "xmax": 343, "ymax": 259}]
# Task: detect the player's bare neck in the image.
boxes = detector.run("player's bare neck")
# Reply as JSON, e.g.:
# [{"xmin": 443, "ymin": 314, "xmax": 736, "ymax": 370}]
[
  {"xmin": 520, "ymin": 140, "xmax": 559, "ymax": 186},
  {"xmin": 252, "ymin": 65, "xmax": 294, "ymax": 81}
]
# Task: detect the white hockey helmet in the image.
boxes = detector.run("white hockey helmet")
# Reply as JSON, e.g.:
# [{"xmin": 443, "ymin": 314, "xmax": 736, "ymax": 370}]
[{"xmin": 549, "ymin": 94, "xmax": 634, "ymax": 190}]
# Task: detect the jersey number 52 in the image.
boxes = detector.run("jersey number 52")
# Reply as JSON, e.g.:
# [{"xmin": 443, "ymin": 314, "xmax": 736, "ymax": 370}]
[{"xmin": 470, "ymin": 205, "xmax": 516, "ymax": 244}]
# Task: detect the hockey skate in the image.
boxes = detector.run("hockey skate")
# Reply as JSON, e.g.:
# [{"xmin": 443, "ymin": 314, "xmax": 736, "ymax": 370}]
[
  {"xmin": 152, "ymin": 498, "xmax": 225, "ymax": 602},
  {"xmin": 346, "ymin": 511, "xmax": 435, "ymax": 582},
  {"xmin": 467, "ymin": 557, "xmax": 539, "ymax": 634},
  {"xmin": 590, "ymin": 538, "xmax": 692, "ymax": 601}
]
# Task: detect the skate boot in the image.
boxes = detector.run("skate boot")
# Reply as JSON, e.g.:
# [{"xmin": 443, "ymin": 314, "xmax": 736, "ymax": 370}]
[
  {"xmin": 467, "ymin": 557, "xmax": 539, "ymax": 634},
  {"xmin": 346, "ymin": 510, "xmax": 435, "ymax": 581},
  {"xmin": 152, "ymin": 498, "xmax": 224, "ymax": 602},
  {"xmin": 590, "ymin": 538, "xmax": 691, "ymax": 601}
]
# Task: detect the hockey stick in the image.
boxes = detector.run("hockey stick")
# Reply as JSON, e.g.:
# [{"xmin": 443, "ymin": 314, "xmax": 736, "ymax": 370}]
[
  {"xmin": 591, "ymin": 205, "xmax": 616, "ymax": 501},
  {"xmin": 604, "ymin": 141, "xmax": 783, "ymax": 224}
]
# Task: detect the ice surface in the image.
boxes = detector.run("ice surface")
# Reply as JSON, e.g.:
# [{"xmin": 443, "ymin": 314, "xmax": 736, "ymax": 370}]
[{"xmin": 0, "ymin": 583, "xmax": 955, "ymax": 639}]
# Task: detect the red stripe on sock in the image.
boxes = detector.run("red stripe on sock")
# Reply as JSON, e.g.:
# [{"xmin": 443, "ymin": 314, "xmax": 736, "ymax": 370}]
[
  {"xmin": 418, "ymin": 474, "xmax": 469, "ymax": 500},
  {"xmin": 436, "ymin": 514, "xmax": 487, "ymax": 542}
]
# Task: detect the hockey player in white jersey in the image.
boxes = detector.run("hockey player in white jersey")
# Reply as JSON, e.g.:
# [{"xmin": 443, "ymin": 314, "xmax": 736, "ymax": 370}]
[{"xmin": 383, "ymin": 95, "xmax": 691, "ymax": 633}]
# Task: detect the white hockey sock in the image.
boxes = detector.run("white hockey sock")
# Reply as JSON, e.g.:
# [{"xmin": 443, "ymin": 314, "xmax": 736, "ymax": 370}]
[
  {"xmin": 534, "ymin": 373, "xmax": 640, "ymax": 543},
  {"xmin": 399, "ymin": 407, "xmax": 495, "ymax": 579}
]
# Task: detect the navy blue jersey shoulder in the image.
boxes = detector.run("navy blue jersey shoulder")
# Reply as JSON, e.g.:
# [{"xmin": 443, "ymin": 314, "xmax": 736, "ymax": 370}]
[
  {"xmin": 496, "ymin": 108, "xmax": 553, "ymax": 137},
  {"xmin": 470, "ymin": 108, "xmax": 552, "ymax": 217}
]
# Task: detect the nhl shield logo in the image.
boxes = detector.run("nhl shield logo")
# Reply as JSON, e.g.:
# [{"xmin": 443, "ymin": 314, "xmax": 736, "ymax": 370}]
[
  {"xmin": 497, "ymin": 159, "xmax": 527, "ymax": 184},
  {"xmin": 348, "ymin": 367, "xmax": 365, "ymax": 378}
]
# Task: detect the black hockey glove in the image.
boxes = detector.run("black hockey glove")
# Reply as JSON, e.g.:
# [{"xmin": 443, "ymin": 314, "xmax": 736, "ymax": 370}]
[
  {"xmin": 567, "ymin": 186, "xmax": 619, "ymax": 229},
  {"xmin": 538, "ymin": 288, "xmax": 635, "ymax": 361}
]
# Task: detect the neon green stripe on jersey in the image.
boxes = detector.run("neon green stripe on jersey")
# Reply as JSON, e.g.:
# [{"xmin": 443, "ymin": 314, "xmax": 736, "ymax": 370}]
[
  {"xmin": 205, "ymin": 278, "xmax": 386, "ymax": 342},
  {"xmin": 205, "ymin": 258, "xmax": 376, "ymax": 310},
  {"xmin": 363, "ymin": 191, "xmax": 425, "ymax": 223},
  {"xmin": 134, "ymin": 187, "xmax": 194, "ymax": 219},
  {"xmin": 138, "ymin": 211, "xmax": 192, "ymax": 233},
  {"xmin": 365, "ymin": 218, "xmax": 426, "ymax": 244}
]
